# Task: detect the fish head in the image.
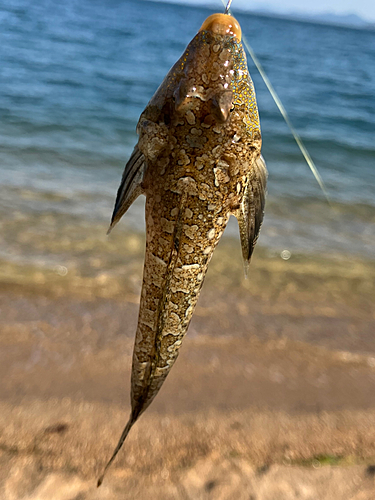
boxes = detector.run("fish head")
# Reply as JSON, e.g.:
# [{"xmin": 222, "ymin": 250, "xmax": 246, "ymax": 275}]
[
  {"xmin": 138, "ymin": 13, "xmax": 261, "ymax": 162},
  {"xmin": 169, "ymin": 14, "xmax": 238, "ymax": 121},
  {"xmin": 169, "ymin": 13, "xmax": 260, "ymax": 139}
]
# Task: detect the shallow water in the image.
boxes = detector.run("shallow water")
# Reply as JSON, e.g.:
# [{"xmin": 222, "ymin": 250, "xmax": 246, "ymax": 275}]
[{"xmin": 1, "ymin": 0, "xmax": 375, "ymax": 272}]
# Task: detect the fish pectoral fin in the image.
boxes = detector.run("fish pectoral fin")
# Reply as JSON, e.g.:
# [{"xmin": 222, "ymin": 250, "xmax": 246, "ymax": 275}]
[
  {"xmin": 234, "ymin": 154, "xmax": 267, "ymax": 277},
  {"xmin": 108, "ymin": 144, "xmax": 146, "ymax": 234}
]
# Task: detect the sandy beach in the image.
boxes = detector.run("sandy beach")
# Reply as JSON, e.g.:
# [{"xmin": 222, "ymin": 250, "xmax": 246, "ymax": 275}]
[{"xmin": 1, "ymin": 230, "xmax": 375, "ymax": 499}]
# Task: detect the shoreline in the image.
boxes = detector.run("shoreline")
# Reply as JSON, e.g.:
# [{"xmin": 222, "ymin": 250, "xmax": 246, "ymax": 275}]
[
  {"xmin": 2, "ymin": 224, "xmax": 374, "ymax": 305},
  {"xmin": 1, "ymin": 227, "xmax": 375, "ymax": 497}
]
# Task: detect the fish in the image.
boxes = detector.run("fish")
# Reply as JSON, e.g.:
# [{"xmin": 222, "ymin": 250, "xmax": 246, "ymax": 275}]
[{"xmin": 97, "ymin": 10, "xmax": 267, "ymax": 486}]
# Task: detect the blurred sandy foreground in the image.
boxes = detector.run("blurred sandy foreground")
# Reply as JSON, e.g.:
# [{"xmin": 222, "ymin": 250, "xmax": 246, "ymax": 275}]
[{"xmin": 1, "ymin": 227, "xmax": 375, "ymax": 499}]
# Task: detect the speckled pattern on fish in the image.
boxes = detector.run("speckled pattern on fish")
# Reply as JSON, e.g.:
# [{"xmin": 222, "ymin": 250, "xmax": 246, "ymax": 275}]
[{"xmin": 98, "ymin": 13, "xmax": 267, "ymax": 485}]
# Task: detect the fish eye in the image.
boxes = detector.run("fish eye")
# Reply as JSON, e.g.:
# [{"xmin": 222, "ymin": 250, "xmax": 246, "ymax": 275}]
[{"xmin": 199, "ymin": 13, "xmax": 241, "ymax": 41}]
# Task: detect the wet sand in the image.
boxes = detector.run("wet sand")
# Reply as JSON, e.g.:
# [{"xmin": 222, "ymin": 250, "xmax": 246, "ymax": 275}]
[{"xmin": 1, "ymin": 232, "xmax": 375, "ymax": 498}]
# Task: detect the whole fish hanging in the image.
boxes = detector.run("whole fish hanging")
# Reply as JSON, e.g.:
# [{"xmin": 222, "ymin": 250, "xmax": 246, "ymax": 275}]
[{"xmin": 98, "ymin": 7, "xmax": 267, "ymax": 486}]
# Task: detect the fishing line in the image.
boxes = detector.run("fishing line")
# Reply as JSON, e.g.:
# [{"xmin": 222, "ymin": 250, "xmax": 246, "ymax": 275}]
[
  {"xmin": 222, "ymin": 0, "xmax": 331, "ymax": 204},
  {"xmin": 224, "ymin": 0, "xmax": 233, "ymax": 14}
]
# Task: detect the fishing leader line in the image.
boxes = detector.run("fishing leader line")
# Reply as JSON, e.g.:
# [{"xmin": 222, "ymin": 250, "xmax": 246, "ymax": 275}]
[
  {"xmin": 222, "ymin": 0, "xmax": 331, "ymax": 205},
  {"xmin": 224, "ymin": 0, "xmax": 233, "ymax": 14}
]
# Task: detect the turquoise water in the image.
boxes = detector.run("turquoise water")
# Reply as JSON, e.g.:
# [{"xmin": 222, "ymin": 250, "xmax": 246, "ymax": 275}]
[{"xmin": 1, "ymin": 0, "xmax": 374, "ymax": 263}]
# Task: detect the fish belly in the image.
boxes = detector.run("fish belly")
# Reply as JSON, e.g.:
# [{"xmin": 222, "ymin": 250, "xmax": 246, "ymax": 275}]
[{"xmin": 130, "ymin": 187, "xmax": 229, "ymax": 417}]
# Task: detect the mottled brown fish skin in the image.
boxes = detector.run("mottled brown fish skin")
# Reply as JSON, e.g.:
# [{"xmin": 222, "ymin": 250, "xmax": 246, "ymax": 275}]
[
  {"xmin": 133, "ymin": 21, "xmax": 264, "ymax": 415},
  {"xmin": 98, "ymin": 14, "xmax": 267, "ymax": 485}
]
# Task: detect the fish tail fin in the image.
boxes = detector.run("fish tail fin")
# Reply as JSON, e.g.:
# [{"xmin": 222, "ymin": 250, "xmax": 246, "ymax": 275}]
[{"xmin": 97, "ymin": 413, "xmax": 136, "ymax": 487}]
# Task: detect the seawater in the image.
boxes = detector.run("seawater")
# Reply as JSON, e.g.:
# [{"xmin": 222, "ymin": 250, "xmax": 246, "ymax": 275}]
[{"xmin": 1, "ymin": 0, "xmax": 375, "ymax": 274}]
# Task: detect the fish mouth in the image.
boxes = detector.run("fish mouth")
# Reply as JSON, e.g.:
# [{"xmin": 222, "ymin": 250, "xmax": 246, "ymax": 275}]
[{"xmin": 199, "ymin": 13, "xmax": 242, "ymax": 41}]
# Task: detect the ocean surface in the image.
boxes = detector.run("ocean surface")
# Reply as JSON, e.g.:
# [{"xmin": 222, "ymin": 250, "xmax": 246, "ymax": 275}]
[{"xmin": 1, "ymin": 0, "xmax": 375, "ymax": 276}]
